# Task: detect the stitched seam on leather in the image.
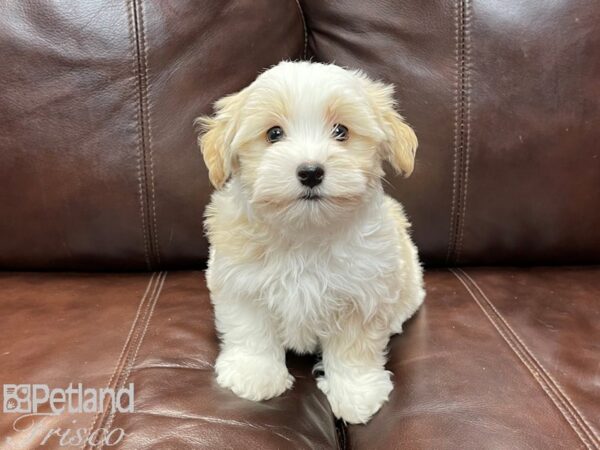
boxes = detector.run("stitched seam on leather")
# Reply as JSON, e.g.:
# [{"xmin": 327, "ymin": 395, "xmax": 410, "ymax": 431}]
[
  {"xmin": 127, "ymin": 0, "xmax": 151, "ymax": 270},
  {"xmin": 85, "ymin": 272, "xmax": 160, "ymax": 450},
  {"xmin": 458, "ymin": 269, "xmax": 600, "ymax": 447},
  {"xmin": 82, "ymin": 272, "xmax": 157, "ymax": 450},
  {"xmin": 446, "ymin": 0, "xmax": 464, "ymax": 264},
  {"xmin": 138, "ymin": 0, "xmax": 161, "ymax": 267},
  {"xmin": 451, "ymin": 269, "xmax": 598, "ymax": 450},
  {"xmin": 131, "ymin": 0, "xmax": 159, "ymax": 269},
  {"xmin": 451, "ymin": 269, "xmax": 595, "ymax": 450},
  {"xmin": 455, "ymin": 1, "xmax": 472, "ymax": 264},
  {"xmin": 334, "ymin": 418, "xmax": 348, "ymax": 450},
  {"xmin": 447, "ymin": 0, "xmax": 472, "ymax": 265},
  {"xmin": 84, "ymin": 274, "xmax": 158, "ymax": 450},
  {"xmin": 96, "ymin": 271, "xmax": 167, "ymax": 450},
  {"xmin": 294, "ymin": 0, "xmax": 308, "ymax": 59}
]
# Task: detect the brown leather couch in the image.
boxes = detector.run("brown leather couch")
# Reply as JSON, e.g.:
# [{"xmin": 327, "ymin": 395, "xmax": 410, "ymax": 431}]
[{"xmin": 1, "ymin": 1, "xmax": 598, "ymax": 449}]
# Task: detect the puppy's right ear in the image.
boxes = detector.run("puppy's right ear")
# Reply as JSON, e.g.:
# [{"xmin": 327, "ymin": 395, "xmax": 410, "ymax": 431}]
[{"xmin": 195, "ymin": 89, "xmax": 247, "ymax": 189}]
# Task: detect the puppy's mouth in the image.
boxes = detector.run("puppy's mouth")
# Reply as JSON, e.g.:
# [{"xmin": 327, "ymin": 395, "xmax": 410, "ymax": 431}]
[{"xmin": 299, "ymin": 192, "xmax": 322, "ymax": 201}]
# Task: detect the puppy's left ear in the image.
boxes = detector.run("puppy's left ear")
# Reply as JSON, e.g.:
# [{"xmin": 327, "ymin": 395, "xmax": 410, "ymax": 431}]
[{"xmin": 361, "ymin": 77, "xmax": 418, "ymax": 177}]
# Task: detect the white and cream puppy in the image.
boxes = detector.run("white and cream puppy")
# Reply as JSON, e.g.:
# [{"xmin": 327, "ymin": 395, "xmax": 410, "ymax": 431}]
[{"xmin": 197, "ymin": 61, "xmax": 424, "ymax": 424}]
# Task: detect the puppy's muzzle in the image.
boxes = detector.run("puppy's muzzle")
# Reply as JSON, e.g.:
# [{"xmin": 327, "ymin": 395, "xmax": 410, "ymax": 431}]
[{"xmin": 297, "ymin": 163, "xmax": 324, "ymax": 188}]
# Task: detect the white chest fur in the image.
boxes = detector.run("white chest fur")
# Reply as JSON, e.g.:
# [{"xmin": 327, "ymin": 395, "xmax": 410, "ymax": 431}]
[{"xmin": 206, "ymin": 192, "xmax": 407, "ymax": 354}]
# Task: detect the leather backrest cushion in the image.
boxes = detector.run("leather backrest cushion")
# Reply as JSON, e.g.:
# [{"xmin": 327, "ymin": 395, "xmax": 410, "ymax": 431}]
[
  {"xmin": 303, "ymin": 0, "xmax": 600, "ymax": 265},
  {"xmin": 1, "ymin": 0, "xmax": 599, "ymax": 269},
  {"xmin": 0, "ymin": 0, "xmax": 305, "ymax": 270}
]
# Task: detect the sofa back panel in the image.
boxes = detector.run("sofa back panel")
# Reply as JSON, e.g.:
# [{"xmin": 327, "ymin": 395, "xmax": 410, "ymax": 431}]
[
  {"xmin": 3, "ymin": 1, "xmax": 599, "ymax": 270},
  {"xmin": 0, "ymin": 0, "xmax": 145, "ymax": 270},
  {"xmin": 303, "ymin": 0, "xmax": 600, "ymax": 265},
  {"xmin": 0, "ymin": 0, "xmax": 304, "ymax": 270},
  {"xmin": 461, "ymin": 0, "xmax": 600, "ymax": 265}
]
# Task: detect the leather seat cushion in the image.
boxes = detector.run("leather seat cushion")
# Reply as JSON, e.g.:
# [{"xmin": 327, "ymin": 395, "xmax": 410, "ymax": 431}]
[
  {"xmin": 0, "ymin": 271, "xmax": 338, "ymax": 449},
  {"xmin": 348, "ymin": 267, "xmax": 600, "ymax": 450},
  {"xmin": 0, "ymin": 268, "xmax": 598, "ymax": 449}
]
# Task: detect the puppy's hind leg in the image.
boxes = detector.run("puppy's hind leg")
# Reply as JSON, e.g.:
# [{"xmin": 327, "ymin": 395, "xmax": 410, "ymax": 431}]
[
  {"xmin": 390, "ymin": 279, "xmax": 425, "ymax": 335},
  {"xmin": 213, "ymin": 296, "xmax": 293, "ymax": 401},
  {"xmin": 390, "ymin": 238, "xmax": 425, "ymax": 335}
]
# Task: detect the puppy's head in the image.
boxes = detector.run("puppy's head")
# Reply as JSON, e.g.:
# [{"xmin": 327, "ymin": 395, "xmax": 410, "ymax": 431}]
[{"xmin": 196, "ymin": 62, "xmax": 417, "ymax": 226}]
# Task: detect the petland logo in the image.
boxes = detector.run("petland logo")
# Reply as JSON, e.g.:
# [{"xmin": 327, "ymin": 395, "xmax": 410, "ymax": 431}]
[
  {"xmin": 3, "ymin": 383, "xmax": 134, "ymax": 414},
  {"xmin": 2, "ymin": 384, "xmax": 133, "ymax": 447}
]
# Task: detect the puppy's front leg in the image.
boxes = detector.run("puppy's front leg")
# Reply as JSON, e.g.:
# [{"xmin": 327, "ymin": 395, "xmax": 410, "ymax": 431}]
[
  {"xmin": 213, "ymin": 298, "xmax": 293, "ymax": 401},
  {"xmin": 317, "ymin": 320, "xmax": 392, "ymax": 424}
]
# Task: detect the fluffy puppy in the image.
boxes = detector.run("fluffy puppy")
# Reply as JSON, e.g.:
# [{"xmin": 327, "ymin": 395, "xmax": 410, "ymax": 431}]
[{"xmin": 197, "ymin": 61, "xmax": 424, "ymax": 424}]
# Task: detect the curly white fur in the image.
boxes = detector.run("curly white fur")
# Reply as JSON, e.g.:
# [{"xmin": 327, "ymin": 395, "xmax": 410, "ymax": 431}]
[{"xmin": 197, "ymin": 61, "xmax": 425, "ymax": 424}]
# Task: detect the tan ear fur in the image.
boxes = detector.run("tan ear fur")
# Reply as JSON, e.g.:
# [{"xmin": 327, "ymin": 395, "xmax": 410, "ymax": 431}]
[
  {"xmin": 359, "ymin": 75, "xmax": 418, "ymax": 177},
  {"xmin": 382, "ymin": 107, "xmax": 418, "ymax": 177},
  {"xmin": 195, "ymin": 89, "xmax": 247, "ymax": 189}
]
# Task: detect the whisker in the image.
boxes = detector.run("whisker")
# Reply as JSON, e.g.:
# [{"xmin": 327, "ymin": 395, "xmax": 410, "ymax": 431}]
[{"xmin": 380, "ymin": 177, "xmax": 394, "ymax": 189}]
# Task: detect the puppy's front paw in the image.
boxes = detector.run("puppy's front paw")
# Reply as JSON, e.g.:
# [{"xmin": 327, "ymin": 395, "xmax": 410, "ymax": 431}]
[
  {"xmin": 215, "ymin": 351, "xmax": 294, "ymax": 401},
  {"xmin": 317, "ymin": 368, "xmax": 392, "ymax": 424}
]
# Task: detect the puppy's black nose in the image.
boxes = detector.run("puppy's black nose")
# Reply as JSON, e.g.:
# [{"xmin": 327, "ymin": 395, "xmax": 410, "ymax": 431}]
[{"xmin": 297, "ymin": 163, "xmax": 325, "ymax": 188}]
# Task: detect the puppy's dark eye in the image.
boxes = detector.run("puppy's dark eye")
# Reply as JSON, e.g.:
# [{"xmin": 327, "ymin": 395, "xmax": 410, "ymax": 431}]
[
  {"xmin": 266, "ymin": 126, "xmax": 285, "ymax": 143},
  {"xmin": 332, "ymin": 124, "xmax": 349, "ymax": 141}
]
